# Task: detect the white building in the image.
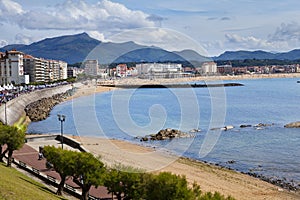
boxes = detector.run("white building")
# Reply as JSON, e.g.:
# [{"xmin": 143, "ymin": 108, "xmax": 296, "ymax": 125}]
[
  {"xmin": 0, "ymin": 50, "xmax": 27, "ymax": 85},
  {"xmin": 84, "ymin": 60, "xmax": 99, "ymax": 76},
  {"xmin": 136, "ymin": 63, "xmax": 182, "ymax": 78},
  {"xmin": 201, "ymin": 62, "xmax": 217, "ymax": 75},
  {"xmin": 58, "ymin": 60, "xmax": 68, "ymax": 80},
  {"xmin": 24, "ymin": 55, "xmax": 48, "ymax": 83}
]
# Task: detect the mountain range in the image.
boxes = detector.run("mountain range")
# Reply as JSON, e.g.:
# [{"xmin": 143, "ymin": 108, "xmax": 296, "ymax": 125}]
[{"xmin": 1, "ymin": 32, "xmax": 300, "ymax": 64}]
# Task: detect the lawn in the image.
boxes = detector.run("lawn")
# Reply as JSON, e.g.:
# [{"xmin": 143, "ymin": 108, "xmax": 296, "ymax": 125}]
[{"xmin": 0, "ymin": 162, "xmax": 65, "ymax": 200}]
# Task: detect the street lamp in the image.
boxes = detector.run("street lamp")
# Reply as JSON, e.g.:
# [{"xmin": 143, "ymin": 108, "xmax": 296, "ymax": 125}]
[
  {"xmin": 3, "ymin": 96, "xmax": 7, "ymax": 125},
  {"xmin": 57, "ymin": 114, "xmax": 66, "ymax": 149}
]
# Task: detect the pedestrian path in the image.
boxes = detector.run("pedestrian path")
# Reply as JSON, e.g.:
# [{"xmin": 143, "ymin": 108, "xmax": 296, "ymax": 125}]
[{"xmin": 13, "ymin": 136, "xmax": 112, "ymax": 199}]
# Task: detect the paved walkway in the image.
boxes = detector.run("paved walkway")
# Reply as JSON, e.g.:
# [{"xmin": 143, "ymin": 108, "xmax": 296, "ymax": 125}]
[{"xmin": 13, "ymin": 137, "xmax": 112, "ymax": 200}]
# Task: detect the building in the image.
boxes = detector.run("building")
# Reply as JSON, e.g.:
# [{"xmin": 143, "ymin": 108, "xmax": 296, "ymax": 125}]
[
  {"xmin": 1, "ymin": 50, "xmax": 68, "ymax": 84},
  {"xmin": 201, "ymin": 62, "xmax": 217, "ymax": 75},
  {"xmin": 84, "ymin": 60, "xmax": 99, "ymax": 76},
  {"xmin": 217, "ymin": 64, "xmax": 233, "ymax": 75},
  {"xmin": 24, "ymin": 55, "xmax": 48, "ymax": 83},
  {"xmin": 0, "ymin": 50, "xmax": 28, "ymax": 85},
  {"xmin": 58, "ymin": 60, "xmax": 68, "ymax": 80},
  {"xmin": 116, "ymin": 64, "xmax": 127, "ymax": 77},
  {"xmin": 135, "ymin": 63, "xmax": 182, "ymax": 78}
]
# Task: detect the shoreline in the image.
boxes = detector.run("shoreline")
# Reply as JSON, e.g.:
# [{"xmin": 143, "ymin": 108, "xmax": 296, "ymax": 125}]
[
  {"xmin": 74, "ymin": 136, "xmax": 300, "ymax": 200},
  {"xmin": 26, "ymin": 74, "xmax": 300, "ymax": 199}
]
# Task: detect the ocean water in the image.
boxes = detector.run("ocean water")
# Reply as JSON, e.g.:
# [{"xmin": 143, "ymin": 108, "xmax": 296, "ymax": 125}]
[{"xmin": 28, "ymin": 78, "xmax": 300, "ymax": 184}]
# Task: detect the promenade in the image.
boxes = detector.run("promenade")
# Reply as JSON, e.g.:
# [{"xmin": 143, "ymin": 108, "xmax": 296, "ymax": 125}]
[{"xmin": 13, "ymin": 135, "xmax": 112, "ymax": 200}]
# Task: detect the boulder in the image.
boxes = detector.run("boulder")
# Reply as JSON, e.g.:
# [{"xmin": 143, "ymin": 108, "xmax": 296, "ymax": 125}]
[
  {"xmin": 284, "ymin": 121, "xmax": 300, "ymax": 128},
  {"xmin": 25, "ymin": 90, "xmax": 72, "ymax": 122},
  {"xmin": 240, "ymin": 124, "xmax": 252, "ymax": 128},
  {"xmin": 143, "ymin": 128, "xmax": 192, "ymax": 141}
]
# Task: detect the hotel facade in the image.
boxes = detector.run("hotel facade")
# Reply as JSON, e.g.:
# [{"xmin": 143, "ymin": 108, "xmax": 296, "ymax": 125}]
[{"xmin": 0, "ymin": 50, "xmax": 67, "ymax": 85}]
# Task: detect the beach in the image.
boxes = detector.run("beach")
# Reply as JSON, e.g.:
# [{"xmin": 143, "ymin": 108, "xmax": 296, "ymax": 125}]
[
  {"xmin": 62, "ymin": 74, "xmax": 300, "ymax": 200},
  {"xmin": 78, "ymin": 137, "xmax": 300, "ymax": 200}
]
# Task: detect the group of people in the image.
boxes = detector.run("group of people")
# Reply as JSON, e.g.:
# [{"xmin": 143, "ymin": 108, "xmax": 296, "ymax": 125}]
[{"xmin": 0, "ymin": 81, "xmax": 70, "ymax": 106}]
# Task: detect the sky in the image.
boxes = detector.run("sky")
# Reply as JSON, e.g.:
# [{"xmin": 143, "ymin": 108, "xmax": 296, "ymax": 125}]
[{"xmin": 1, "ymin": 0, "xmax": 300, "ymax": 56}]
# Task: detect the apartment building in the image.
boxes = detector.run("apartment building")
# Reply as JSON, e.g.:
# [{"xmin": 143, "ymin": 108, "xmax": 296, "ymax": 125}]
[
  {"xmin": 24, "ymin": 55, "xmax": 48, "ymax": 83},
  {"xmin": 84, "ymin": 60, "xmax": 99, "ymax": 76},
  {"xmin": 0, "ymin": 50, "xmax": 28, "ymax": 85},
  {"xmin": 135, "ymin": 63, "xmax": 182, "ymax": 78},
  {"xmin": 0, "ymin": 50, "xmax": 68, "ymax": 84},
  {"xmin": 201, "ymin": 61, "xmax": 217, "ymax": 75}
]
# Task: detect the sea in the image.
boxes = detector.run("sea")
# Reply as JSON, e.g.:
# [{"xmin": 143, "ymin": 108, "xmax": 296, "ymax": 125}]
[{"xmin": 28, "ymin": 77, "xmax": 300, "ymax": 186}]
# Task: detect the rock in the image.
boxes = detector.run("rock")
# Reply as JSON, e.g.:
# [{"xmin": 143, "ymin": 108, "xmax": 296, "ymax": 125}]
[
  {"xmin": 227, "ymin": 160, "xmax": 236, "ymax": 164},
  {"xmin": 189, "ymin": 128, "xmax": 201, "ymax": 133},
  {"xmin": 240, "ymin": 124, "xmax": 252, "ymax": 128},
  {"xmin": 254, "ymin": 123, "xmax": 272, "ymax": 127},
  {"xmin": 284, "ymin": 121, "xmax": 300, "ymax": 128},
  {"xmin": 142, "ymin": 128, "xmax": 192, "ymax": 141},
  {"xmin": 140, "ymin": 137, "xmax": 148, "ymax": 142},
  {"xmin": 25, "ymin": 90, "xmax": 73, "ymax": 122},
  {"xmin": 211, "ymin": 125, "xmax": 234, "ymax": 131}
]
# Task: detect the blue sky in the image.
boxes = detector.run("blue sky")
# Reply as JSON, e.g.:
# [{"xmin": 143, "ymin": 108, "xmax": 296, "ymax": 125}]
[{"xmin": 1, "ymin": 0, "xmax": 300, "ymax": 56}]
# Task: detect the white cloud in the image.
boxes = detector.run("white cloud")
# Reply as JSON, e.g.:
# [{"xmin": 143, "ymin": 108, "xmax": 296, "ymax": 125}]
[
  {"xmin": 0, "ymin": 39, "xmax": 8, "ymax": 47},
  {"xmin": 14, "ymin": 33, "xmax": 33, "ymax": 44},
  {"xmin": 109, "ymin": 27, "xmax": 208, "ymax": 56},
  {"xmin": 271, "ymin": 22, "xmax": 300, "ymax": 42},
  {"xmin": 0, "ymin": 0, "xmax": 23, "ymax": 16},
  {"xmin": 224, "ymin": 33, "xmax": 291, "ymax": 51},
  {"xmin": 0, "ymin": 0, "xmax": 156, "ymax": 31},
  {"xmin": 87, "ymin": 31, "xmax": 107, "ymax": 42}
]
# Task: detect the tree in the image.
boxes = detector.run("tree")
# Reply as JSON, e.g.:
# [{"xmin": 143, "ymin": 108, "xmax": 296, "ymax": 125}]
[
  {"xmin": 0, "ymin": 125, "xmax": 8, "ymax": 162},
  {"xmin": 0, "ymin": 124, "xmax": 26, "ymax": 167},
  {"xmin": 104, "ymin": 165, "xmax": 146, "ymax": 200},
  {"xmin": 72, "ymin": 152, "xmax": 105, "ymax": 200},
  {"xmin": 43, "ymin": 146, "xmax": 77, "ymax": 195},
  {"xmin": 145, "ymin": 172, "xmax": 195, "ymax": 200}
]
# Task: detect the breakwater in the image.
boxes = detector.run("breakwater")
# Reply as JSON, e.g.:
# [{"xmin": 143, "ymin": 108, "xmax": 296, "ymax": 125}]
[
  {"xmin": 0, "ymin": 84, "xmax": 73, "ymax": 125},
  {"xmin": 99, "ymin": 82, "xmax": 243, "ymax": 89},
  {"xmin": 25, "ymin": 90, "xmax": 74, "ymax": 122}
]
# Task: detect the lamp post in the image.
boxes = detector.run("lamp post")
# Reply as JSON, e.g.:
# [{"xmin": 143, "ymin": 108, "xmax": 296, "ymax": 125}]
[
  {"xmin": 3, "ymin": 96, "xmax": 7, "ymax": 125},
  {"xmin": 57, "ymin": 114, "xmax": 66, "ymax": 149}
]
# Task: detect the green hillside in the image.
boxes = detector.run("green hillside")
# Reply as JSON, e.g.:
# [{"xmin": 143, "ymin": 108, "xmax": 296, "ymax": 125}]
[{"xmin": 0, "ymin": 163, "xmax": 65, "ymax": 200}]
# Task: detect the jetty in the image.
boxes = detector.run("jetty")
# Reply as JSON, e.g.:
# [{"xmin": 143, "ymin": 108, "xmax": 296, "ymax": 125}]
[{"xmin": 99, "ymin": 82, "xmax": 244, "ymax": 89}]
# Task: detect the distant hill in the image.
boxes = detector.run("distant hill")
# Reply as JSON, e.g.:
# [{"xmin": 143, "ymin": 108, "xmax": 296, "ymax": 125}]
[
  {"xmin": 215, "ymin": 49, "xmax": 300, "ymax": 61},
  {"xmin": 0, "ymin": 33, "xmax": 211, "ymax": 65},
  {"xmin": 0, "ymin": 33, "xmax": 101, "ymax": 64},
  {"xmin": 2, "ymin": 32, "xmax": 300, "ymax": 64}
]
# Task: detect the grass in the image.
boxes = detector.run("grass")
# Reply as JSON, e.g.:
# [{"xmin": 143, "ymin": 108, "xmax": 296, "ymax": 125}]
[{"xmin": 0, "ymin": 162, "xmax": 65, "ymax": 200}]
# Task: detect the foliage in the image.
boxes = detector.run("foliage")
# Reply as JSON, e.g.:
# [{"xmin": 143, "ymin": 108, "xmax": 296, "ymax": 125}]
[
  {"xmin": 0, "ymin": 124, "xmax": 26, "ymax": 167},
  {"xmin": 43, "ymin": 146, "xmax": 77, "ymax": 195},
  {"xmin": 104, "ymin": 165, "xmax": 146, "ymax": 200},
  {"xmin": 104, "ymin": 169, "xmax": 235, "ymax": 200},
  {"xmin": 216, "ymin": 59, "xmax": 300, "ymax": 67},
  {"xmin": 145, "ymin": 172, "xmax": 195, "ymax": 200},
  {"xmin": 72, "ymin": 152, "xmax": 105, "ymax": 200}
]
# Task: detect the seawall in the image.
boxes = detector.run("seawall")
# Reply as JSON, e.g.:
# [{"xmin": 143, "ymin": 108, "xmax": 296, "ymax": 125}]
[{"xmin": 0, "ymin": 84, "xmax": 73, "ymax": 125}]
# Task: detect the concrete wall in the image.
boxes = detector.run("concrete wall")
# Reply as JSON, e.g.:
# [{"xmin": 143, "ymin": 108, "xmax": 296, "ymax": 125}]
[{"xmin": 0, "ymin": 84, "xmax": 73, "ymax": 125}]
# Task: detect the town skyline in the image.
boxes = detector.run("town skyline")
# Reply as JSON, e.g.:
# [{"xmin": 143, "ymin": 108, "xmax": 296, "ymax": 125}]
[{"xmin": 1, "ymin": 0, "xmax": 300, "ymax": 56}]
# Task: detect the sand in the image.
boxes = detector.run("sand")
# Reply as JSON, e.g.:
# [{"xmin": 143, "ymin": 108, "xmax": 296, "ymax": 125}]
[
  {"xmin": 66, "ymin": 74, "xmax": 300, "ymax": 199},
  {"xmin": 78, "ymin": 137, "xmax": 300, "ymax": 200}
]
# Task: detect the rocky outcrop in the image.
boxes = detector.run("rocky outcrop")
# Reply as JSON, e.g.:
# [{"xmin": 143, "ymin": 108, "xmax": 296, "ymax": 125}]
[
  {"xmin": 284, "ymin": 121, "xmax": 300, "ymax": 128},
  {"xmin": 25, "ymin": 90, "xmax": 73, "ymax": 121},
  {"xmin": 140, "ymin": 128, "xmax": 193, "ymax": 141}
]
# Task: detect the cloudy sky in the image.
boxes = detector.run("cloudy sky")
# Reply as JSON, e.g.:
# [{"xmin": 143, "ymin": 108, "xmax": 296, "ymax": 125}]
[{"xmin": 1, "ymin": 0, "xmax": 300, "ymax": 56}]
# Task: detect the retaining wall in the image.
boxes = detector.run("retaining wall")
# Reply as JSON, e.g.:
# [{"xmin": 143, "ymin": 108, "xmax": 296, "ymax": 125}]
[{"xmin": 0, "ymin": 84, "xmax": 72, "ymax": 125}]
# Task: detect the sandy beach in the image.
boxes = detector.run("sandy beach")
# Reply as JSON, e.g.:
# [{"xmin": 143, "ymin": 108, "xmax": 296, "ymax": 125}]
[
  {"xmin": 63, "ymin": 74, "xmax": 300, "ymax": 199},
  {"xmin": 78, "ymin": 137, "xmax": 300, "ymax": 200}
]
